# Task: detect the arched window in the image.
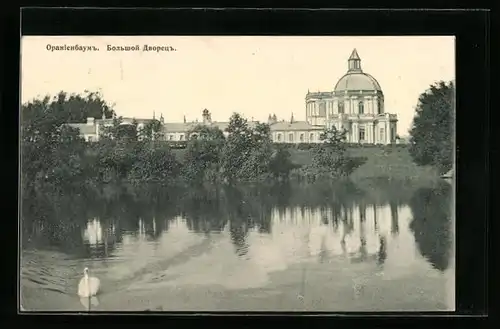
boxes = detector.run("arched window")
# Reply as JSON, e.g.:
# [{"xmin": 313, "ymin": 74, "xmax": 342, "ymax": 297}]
[
  {"xmin": 358, "ymin": 101, "xmax": 364, "ymax": 114},
  {"xmin": 338, "ymin": 101, "xmax": 345, "ymax": 114},
  {"xmin": 300, "ymin": 134, "xmax": 304, "ymax": 142},
  {"xmin": 310, "ymin": 133, "xmax": 315, "ymax": 142},
  {"xmin": 289, "ymin": 133, "xmax": 294, "ymax": 142}
]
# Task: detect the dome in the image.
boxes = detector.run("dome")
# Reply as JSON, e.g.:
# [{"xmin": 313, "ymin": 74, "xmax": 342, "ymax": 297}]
[
  {"xmin": 333, "ymin": 49, "xmax": 382, "ymax": 93},
  {"xmin": 334, "ymin": 72, "xmax": 382, "ymax": 92}
]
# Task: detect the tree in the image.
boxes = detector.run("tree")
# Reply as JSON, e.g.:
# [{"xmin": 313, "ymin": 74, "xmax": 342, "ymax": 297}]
[
  {"xmin": 311, "ymin": 126, "xmax": 348, "ymax": 176},
  {"xmin": 220, "ymin": 114, "xmax": 275, "ymax": 183},
  {"xmin": 220, "ymin": 113, "xmax": 254, "ymax": 182},
  {"xmin": 21, "ymin": 90, "xmax": 115, "ymax": 191},
  {"xmin": 183, "ymin": 125, "xmax": 226, "ymax": 183},
  {"xmin": 268, "ymin": 146, "xmax": 297, "ymax": 180},
  {"xmin": 240, "ymin": 122, "xmax": 274, "ymax": 180},
  {"xmin": 319, "ymin": 125, "xmax": 348, "ymax": 153},
  {"xmin": 138, "ymin": 119, "xmax": 164, "ymax": 142},
  {"xmin": 99, "ymin": 116, "xmax": 138, "ymax": 142},
  {"xmin": 114, "ymin": 119, "xmax": 138, "ymax": 142},
  {"xmin": 295, "ymin": 126, "xmax": 366, "ymax": 180},
  {"xmin": 409, "ymin": 81, "xmax": 454, "ymax": 174},
  {"xmin": 129, "ymin": 144, "xmax": 180, "ymax": 184}
]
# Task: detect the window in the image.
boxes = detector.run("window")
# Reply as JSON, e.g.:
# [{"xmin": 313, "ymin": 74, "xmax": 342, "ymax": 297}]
[
  {"xmin": 358, "ymin": 101, "xmax": 364, "ymax": 114},
  {"xmin": 179, "ymin": 134, "xmax": 184, "ymax": 141},
  {"xmin": 277, "ymin": 134, "xmax": 282, "ymax": 142},
  {"xmin": 338, "ymin": 101, "xmax": 345, "ymax": 114},
  {"xmin": 359, "ymin": 126, "xmax": 365, "ymax": 141},
  {"xmin": 300, "ymin": 134, "xmax": 304, "ymax": 142},
  {"xmin": 319, "ymin": 102, "xmax": 326, "ymax": 116},
  {"xmin": 289, "ymin": 133, "xmax": 294, "ymax": 142},
  {"xmin": 310, "ymin": 133, "xmax": 314, "ymax": 142},
  {"xmin": 377, "ymin": 99, "xmax": 382, "ymax": 114},
  {"xmin": 380, "ymin": 128, "xmax": 385, "ymax": 143},
  {"xmin": 169, "ymin": 135, "xmax": 173, "ymax": 140}
]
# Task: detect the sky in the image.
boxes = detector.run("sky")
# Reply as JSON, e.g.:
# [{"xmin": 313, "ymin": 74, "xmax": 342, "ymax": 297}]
[{"xmin": 21, "ymin": 36, "xmax": 455, "ymax": 136}]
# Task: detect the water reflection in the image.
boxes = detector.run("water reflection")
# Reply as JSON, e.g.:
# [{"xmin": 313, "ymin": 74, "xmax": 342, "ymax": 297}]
[
  {"xmin": 409, "ymin": 183, "xmax": 453, "ymax": 272},
  {"xmin": 20, "ymin": 181, "xmax": 454, "ymax": 311}
]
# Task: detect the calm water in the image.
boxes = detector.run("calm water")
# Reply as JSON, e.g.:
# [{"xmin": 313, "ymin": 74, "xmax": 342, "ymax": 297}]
[{"xmin": 20, "ymin": 181, "xmax": 454, "ymax": 312}]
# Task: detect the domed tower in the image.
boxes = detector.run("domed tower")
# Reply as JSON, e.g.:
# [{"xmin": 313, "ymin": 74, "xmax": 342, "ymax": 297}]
[
  {"xmin": 304, "ymin": 49, "xmax": 398, "ymax": 144},
  {"xmin": 330, "ymin": 49, "xmax": 397, "ymax": 144},
  {"xmin": 333, "ymin": 48, "xmax": 384, "ymax": 116}
]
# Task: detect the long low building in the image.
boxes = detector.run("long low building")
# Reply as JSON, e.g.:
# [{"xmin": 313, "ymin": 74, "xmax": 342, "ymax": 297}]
[{"xmin": 65, "ymin": 109, "xmax": 326, "ymax": 144}]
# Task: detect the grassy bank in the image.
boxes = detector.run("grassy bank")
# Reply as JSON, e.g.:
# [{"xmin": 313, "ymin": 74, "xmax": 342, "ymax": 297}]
[
  {"xmin": 291, "ymin": 146, "xmax": 438, "ymax": 184},
  {"xmin": 172, "ymin": 144, "xmax": 438, "ymax": 184}
]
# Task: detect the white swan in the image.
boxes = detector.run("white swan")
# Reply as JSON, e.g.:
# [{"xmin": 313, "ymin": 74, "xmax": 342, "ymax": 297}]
[{"xmin": 78, "ymin": 267, "xmax": 101, "ymax": 298}]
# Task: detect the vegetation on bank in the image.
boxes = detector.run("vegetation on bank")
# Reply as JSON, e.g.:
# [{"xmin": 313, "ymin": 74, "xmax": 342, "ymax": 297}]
[
  {"xmin": 21, "ymin": 80, "xmax": 453, "ymax": 195},
  {"xmin": 408, "ymin": 81, "xmax": 454, "ymax": 174},
  {"xmin": 21, "ymin": 91, "xmax": 367, "ymax": 194}
]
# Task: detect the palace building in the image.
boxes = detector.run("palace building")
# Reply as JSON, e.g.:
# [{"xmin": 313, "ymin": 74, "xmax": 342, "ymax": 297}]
[
  {"xmin": 305, "ymin": 49, "xmax": 398, "ymax": 144},
  {"xmin": 66, "ymin": 49, "xmax": 397, "ymax": 145}
]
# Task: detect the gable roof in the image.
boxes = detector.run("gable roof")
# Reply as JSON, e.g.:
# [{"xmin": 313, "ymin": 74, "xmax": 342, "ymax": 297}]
[
  {"xmin": 269, "ymin": 121, "xmax": 324, "ymax": 131},
  {"xmin": 162, "ymin": 120, "xmax": 261, "ymax": 133}
]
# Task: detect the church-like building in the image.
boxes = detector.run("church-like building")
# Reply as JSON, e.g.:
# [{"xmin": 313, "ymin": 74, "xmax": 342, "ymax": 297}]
[
  {"xmin": 304, "ymin": 49, "xmax": 398, "ymax": 144},
  {"xmin": 66, "ymin": 49, "xmax": 397, "ymax": 145}
]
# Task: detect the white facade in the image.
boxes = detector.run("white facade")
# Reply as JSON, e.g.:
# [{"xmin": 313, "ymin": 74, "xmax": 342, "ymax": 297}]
[{"xmin": 305, "ymin": 49, "xmax": 398, "ymax": 145}]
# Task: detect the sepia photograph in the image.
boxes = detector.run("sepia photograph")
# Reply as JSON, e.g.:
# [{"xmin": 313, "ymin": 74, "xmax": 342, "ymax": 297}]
[{"xmin": 19, "ymin": 35, "xmax": 455, "ymax": 312}]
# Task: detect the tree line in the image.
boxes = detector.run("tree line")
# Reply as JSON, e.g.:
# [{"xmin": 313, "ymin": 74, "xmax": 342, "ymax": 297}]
[
  {"xmin": 21, "ymin": 80, "xmax": 454, "ymax": 195},
  {"xmin": 20, "ymin": 91, "xmax": 367, "ymax": 195}
]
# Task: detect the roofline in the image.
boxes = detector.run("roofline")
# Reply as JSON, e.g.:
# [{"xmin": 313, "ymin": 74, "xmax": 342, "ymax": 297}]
[{"xmin": 333, "ymin": 72, "xmax": 382, "ymax": 92}]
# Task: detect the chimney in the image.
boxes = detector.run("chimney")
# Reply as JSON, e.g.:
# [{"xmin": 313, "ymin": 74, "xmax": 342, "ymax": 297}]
[{"xmin": 86, "ymin": 117, "xmax": 95, "ymax": 125}]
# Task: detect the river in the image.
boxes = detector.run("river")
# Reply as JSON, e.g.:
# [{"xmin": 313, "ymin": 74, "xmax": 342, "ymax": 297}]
[{"xmin": 20, "ymin": 180, "xmax": 454, "ymax": 312}]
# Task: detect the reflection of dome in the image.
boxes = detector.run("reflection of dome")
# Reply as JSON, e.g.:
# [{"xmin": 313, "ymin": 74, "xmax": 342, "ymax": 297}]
[{"xmin": 334, "ymin": 73, "xmax": 382, "ymax": 92}]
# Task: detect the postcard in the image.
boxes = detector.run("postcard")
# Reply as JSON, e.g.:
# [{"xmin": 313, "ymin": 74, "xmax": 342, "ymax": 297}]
[{"xmin": 20, "ymin": 35, "xmax": 455, "ymax": 312}]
